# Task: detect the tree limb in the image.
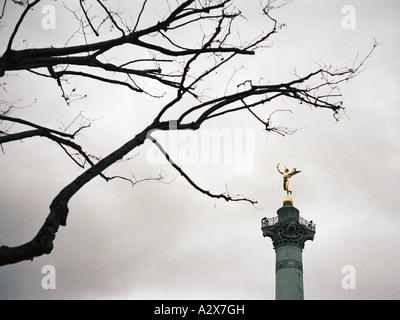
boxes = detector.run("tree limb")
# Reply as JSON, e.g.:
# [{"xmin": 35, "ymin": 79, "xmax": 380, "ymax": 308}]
[
  {"xmin": 149, "ymin": 135, "xmax": 257, "ymax": 205},
  {"xmin": 0, "ymin": 126, "xmax": 150, "ymax": 265}
]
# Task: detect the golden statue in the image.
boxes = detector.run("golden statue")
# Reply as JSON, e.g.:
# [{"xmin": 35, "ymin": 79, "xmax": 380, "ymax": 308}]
[{"xmin": 277, "ymin": 163, "xmax": 301, "ymax": 196}]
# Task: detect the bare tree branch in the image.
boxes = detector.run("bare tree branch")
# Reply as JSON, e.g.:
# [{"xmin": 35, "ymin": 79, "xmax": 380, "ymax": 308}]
[
  {"xmin": 0, "ymin": 125, "xmax": 150, "ymax": 265},
  {"xmin": 95, "ymin": 0, "xmax": 126, "ymax": 36},
  {"xmin": 149, "ymin": 135, "xmax": 257, "ymax": 205},
  {"xmin": 5, "ymin": 0, "xmax": 41, "ymax": 52},
  {"xmin": 79, "ymin": 0, "xmax": 99, "ymax": 37}
]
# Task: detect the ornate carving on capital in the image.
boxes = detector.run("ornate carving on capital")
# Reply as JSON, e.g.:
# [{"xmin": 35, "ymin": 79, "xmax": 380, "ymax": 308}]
[{"xmin": 261, "ymin": 215, "xmax": 315, "ymax": 249}]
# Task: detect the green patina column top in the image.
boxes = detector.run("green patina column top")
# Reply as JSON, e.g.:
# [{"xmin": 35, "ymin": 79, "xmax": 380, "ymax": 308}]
[{"xmin": 261, "ymin": 199, "xmax": 316, "ymax": 250}]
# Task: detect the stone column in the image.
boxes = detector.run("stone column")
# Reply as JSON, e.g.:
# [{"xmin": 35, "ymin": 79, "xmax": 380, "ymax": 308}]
[
  {"xmin": 275, "ymin": 245, "xmax": 304, "ymax": 300},
  {"xmin": 261, "ymin": 196, "xmax": 316, "ymax": 300}
]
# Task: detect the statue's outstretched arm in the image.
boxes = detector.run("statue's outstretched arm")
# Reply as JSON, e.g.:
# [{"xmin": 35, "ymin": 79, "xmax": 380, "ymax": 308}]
[{"xmin": 277, "ymin": 163, "xmax": 283, "ymax": 174}]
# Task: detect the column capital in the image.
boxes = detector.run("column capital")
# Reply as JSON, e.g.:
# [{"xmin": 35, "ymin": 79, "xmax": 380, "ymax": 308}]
[{"xmin": 261, "ymin": 204, "xmax": 315, "ymax": 249}]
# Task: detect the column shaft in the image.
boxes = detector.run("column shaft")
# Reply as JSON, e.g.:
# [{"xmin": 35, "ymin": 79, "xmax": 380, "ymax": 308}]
[{"xmin": 275, "ymin": 245, "xmax": 304, "ymax": 300}]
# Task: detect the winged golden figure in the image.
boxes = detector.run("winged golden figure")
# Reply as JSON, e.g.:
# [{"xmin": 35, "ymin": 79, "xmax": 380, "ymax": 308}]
[{"xmin": 277, "ymin": 163, "xmax": 301, "ymax": 195}]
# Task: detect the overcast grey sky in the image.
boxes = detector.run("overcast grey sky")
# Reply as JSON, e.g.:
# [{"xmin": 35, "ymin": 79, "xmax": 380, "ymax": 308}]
[{"xmin": 1, "ymin": 0, "xmax": 400, "ymax": 300}]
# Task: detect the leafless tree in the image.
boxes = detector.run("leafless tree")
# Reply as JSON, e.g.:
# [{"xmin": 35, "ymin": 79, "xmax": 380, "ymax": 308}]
[{"xmin": 0, "ymin": 0, "xmax": 376, "ymax": 265}]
